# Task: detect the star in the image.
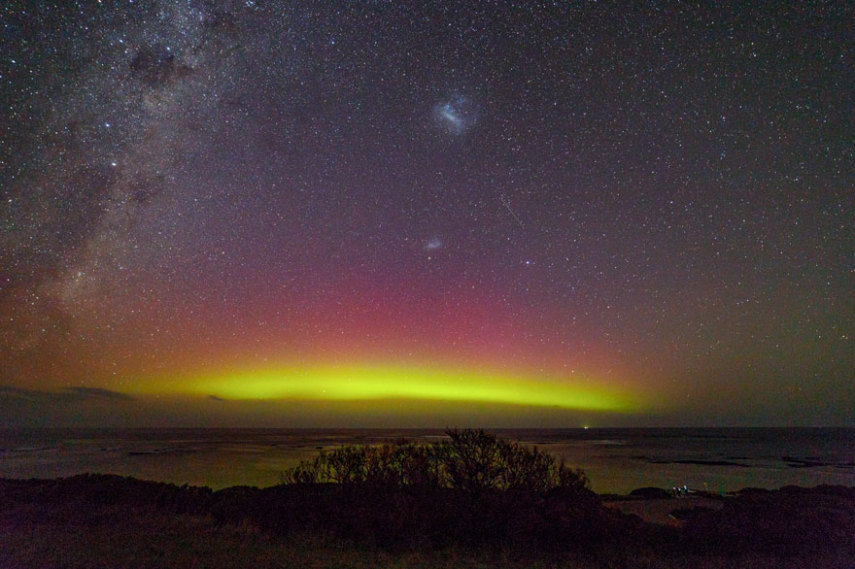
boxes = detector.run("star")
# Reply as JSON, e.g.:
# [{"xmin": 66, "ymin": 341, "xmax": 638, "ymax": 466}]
[{"xmin": 0, "ymin": 1, "xmax": 850, "ymax": 428}]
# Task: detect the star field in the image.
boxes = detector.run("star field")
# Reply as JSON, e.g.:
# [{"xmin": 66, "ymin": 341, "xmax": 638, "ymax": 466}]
[{"xmin": 1, "ymin": 1, "xmax": 852, "ymax": 427}]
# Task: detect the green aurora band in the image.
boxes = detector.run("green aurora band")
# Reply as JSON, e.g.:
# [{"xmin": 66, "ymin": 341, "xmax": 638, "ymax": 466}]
[{"xmin": 167, "ymin": 364, "xmax": 638, "ymax": 412}]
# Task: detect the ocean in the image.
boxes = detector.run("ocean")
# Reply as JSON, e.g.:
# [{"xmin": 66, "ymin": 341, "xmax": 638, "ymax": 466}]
[{"xmin": 1, "ymin": 428, "xmax": 853, "ymax": 495}]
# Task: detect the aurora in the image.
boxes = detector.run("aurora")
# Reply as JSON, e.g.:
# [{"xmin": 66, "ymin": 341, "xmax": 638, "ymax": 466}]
[{"xmin": 155, "ymin": 364, "xmax": 638, "ymax": 412}]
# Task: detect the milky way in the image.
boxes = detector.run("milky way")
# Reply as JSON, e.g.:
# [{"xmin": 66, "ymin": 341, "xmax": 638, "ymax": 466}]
[{"xmin": 1, "ymin": 2, "xmax": 852, "ymax": 427}]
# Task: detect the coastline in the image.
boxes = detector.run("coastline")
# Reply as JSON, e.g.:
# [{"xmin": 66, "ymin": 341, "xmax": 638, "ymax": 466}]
[
  {"xmin": 3, "ymin": 426, "xmax": 853, "ymax": 494},
  {"xmin": 2, "ymin": 474, "xmax": 853, "ymax": 568}
]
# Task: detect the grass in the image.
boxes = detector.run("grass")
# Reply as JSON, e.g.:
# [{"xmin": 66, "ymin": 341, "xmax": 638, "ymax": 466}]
[
  {"xmin": 5, "ymin": 502, "xmax": 852, "ymax": 569},
  {"xmin": 0, "ymin": 501, "xmax": 593, "ymax": 568}
]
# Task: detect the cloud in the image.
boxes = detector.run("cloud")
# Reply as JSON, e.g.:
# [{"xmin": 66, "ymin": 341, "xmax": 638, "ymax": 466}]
[
  {"xmin": 0, "ymin": 385, "xmax": 134, "ymax": 404},
  {"xmin": 62, "ymin": 387, "xmax": 135, "ymax": 402}
]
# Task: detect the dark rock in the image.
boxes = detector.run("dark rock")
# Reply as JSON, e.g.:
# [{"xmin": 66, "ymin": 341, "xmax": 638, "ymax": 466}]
[{"xmin": 629, "ymin": 487, "xmax": 673, "ymax": 499}]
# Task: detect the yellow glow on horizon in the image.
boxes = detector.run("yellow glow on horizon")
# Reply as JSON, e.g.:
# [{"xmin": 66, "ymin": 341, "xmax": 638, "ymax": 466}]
[{"xmin": 146, "ymin": 364, "xmax": 640, "ymax": 412}]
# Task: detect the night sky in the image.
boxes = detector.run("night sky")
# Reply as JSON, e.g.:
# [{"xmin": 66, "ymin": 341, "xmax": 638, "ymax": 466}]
[{"xmin": 1, "ymin": 1, "xmax": 852, "ymax": 427}]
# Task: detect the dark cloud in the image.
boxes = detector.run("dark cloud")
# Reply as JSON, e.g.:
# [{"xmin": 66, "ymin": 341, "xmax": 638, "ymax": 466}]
[
  {"xmin": 62, "ymin": 387, "xmax": 136, "ymax": 402},
  {"xmin": 0, "ymin": 385, "xmax": 134, "ymax": 404},
  {"xmin": 128, "ymin": 44, "xmax": 193, "ymax": 87}
]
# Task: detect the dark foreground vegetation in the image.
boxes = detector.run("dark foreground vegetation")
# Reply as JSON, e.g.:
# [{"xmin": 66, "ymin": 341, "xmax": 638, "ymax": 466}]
[{"xmin": 2, "ymin": 430, "xmax": 854, "ymax": 568}]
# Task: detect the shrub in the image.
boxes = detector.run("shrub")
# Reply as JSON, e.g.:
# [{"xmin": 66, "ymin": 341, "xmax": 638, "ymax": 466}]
[
  {"xmin": 273, "ymin": 430, "xmax": 605, "ymax": 549},
  {"xmin": 281, "ymin": 429, "xmax": 588, "ymax": 495}
]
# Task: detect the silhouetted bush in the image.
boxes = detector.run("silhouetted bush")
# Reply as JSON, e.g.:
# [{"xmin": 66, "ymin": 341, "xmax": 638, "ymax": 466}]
[
  {"xmin": 265, "ymin": 430, "xmax": 608, "ymax": 551},
  {"xmin": 281, "ymin": 428, "xmax": 589, "ymax": 495}
]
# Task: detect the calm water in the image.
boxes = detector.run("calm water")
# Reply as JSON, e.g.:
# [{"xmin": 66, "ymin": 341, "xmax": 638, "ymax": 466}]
[{"xmin": 1, "ymin": 428, "xmax": 853, "ymax": 495}]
